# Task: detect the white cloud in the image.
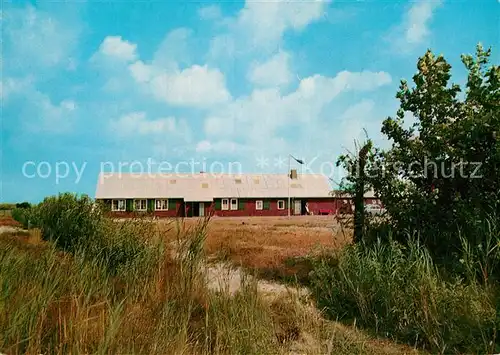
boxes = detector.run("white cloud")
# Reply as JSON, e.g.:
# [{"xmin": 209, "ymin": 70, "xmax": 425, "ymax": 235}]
[
  {"xmin": 204, "ymin": 115, "xmax": 235, "ymax": 136},
  {"xmin": 95, "ymin": 36, "xmax": 137, "ymax": 62},
  {"xmin": 128, "ymin": 60, "xmax": 154, "ymax": 83},
  {"xmin": 405, "ymin": 1, "xmax": 442, "ymax": 44},
  {"xmin": 91, "ymin": 28, "xmax": 231, "ymax": 108},
  {"xmin": 1, "ymin": 75, "xmax": 78, "ymax": 133},
  {"xmin": 209, "ymin": 0, "xmax": 330, "ymax": 57},
  {"xmin": 196, "ymin": 140, "xmax": 212, "ymax": 153},
  {"xmin": 110, "ymin": 112, "xmax": 178, "ymax": 136},
  {"xmin": 338, "ymin": 100, "xmax": 376, "ymax": 147},
  {"xmin": 198, "ymin": 5, "xmax": 222, "ymax": 21},
  {"xmin": 60, "ymin": 99, "xmax": 77, "ymax": 111},
  {"xmin": 386, "ymin": 0, "xmax": 442, "ymax": 52},
  {"xmin": 248, "ymin": 50, "xmax": 292, "ymax": 87},
  {"xmin": 105, "ymin": 28, "xmax": 233, "ymax": 108},
  {"xmin": 289, "ymin": 71, "xmax": 392, "ymax": 107},
  {"xmin": 37, "ymin": 98, "xmax": 78, "ymax": 133},
  {"xmin": 195, "ymin": 140, "xmax": 246, "ymax": 154},
  {"xmin": 134, "ymin": 64, "xmax": 231, "ymax": 107},
  {"xmin": 17, "ymin": 94, "xmax": 78, "ymax": 134},
  {"xmin": 238, "ymin": 0, "xmax": 328, "ymax": 47},
  {"xmin": 153, "ymin": 28, "xmax": 192, "ymax": 70},
  {"xmin": 203, "ymin": 70, "xmax": 392, "ymax": 153},
  {"xmin": 0, "ymin": 77, "xmax": 33, "ymax": 100},
  {"xmin": 4, "ymin": 5, "xmax": 80, "ymax": 71}
]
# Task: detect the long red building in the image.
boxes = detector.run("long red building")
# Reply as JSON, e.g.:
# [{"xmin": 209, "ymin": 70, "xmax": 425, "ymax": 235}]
[{"xmin": 95, "ymin": 171, "xmax": 379, "ymax": 217}]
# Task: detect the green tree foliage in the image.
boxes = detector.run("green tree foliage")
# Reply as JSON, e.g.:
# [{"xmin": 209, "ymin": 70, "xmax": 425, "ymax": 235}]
[{"xmin": 367, "ymin": 44, "xmax": 499, "ymax": 262}]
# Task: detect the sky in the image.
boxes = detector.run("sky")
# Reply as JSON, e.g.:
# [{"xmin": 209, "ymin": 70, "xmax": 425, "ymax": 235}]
[{"xmin": 1, "ymin": 0, "xmax": 498, "ymax": 203}]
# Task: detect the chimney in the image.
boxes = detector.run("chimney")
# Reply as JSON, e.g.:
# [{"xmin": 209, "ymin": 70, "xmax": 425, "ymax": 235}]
[{"xmin": 290, "ymin": 169, "xmax": 298, "ymax": 179}]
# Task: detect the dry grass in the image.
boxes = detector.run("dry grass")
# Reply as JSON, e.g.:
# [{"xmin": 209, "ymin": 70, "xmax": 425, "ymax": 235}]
[
  {"xmin": 158, "ymin": 215, "xmax": 350, "ymax": 282},
  {"xmin": 0, "ymin": 215, "xmax": 20, "ymax": 227},
  {"xmin": 0, "ymin": 216, "xmax": 425, "ymax": 355}
]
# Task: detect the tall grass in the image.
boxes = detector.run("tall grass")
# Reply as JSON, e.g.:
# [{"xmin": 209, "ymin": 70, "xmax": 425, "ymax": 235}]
[
  {"xmin": 5, "ymin": 193, "xmax": 409, "ymax": 354},
  {"xmin": 0, "ymin": 215, "xmax": 331, "ymax": 354},
  {"xmin": 310, "ymin": 231, "xmax": 499, "ymax": 354}
]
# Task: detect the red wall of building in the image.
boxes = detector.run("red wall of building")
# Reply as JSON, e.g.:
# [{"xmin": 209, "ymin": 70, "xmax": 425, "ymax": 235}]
[
  {"xmin": 212, "ymin": 199, "xmax": 290, "ymax": 217},
  {"xmin": 210, "ymin": 198, "xmax": 347, "ymax": 216},
  {"xmin": 103, "ymin": 197, "xmax": 381, "ymax": 218},
  {"xmin": 305, "ymin": 199, "xmax": 336, "ymax": 215},
  {"xmin": 103, "ymin": 200, "xmax": 182, "ymax": 218}
]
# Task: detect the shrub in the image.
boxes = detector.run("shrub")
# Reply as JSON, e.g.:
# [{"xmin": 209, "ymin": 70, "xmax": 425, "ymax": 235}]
[
  {"xmin": 33, "ymin": 193, "xmax": 103, "ymax": 252},
  {"xmin": 11, "ymin": 207, "xmax": 34, "ymax": 229},
  {"xmin": 15, "ymin": 202, "xmax": 31, "ymax": 209},
  {"xmin": 28, "ymin": 192, "xmax": 157, "ymax": 275},
  {"xmin": 310, "ymin": 238, "xmax": 498, "ymax": 354}
]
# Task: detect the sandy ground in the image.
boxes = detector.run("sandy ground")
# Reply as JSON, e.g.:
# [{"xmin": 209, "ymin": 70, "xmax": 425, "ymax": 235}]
[
  {"xmin": 205, "ymin": 262, "xmax": 310, "ymax": 299},
  {"xmin": 0, "ymin": 226, "xmax": 20, "ymax": 234}
]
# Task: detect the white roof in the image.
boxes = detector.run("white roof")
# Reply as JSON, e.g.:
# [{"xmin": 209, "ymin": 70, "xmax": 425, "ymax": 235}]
[{"xmin": 95, "ymin": 173, "xmax": 333, "ymax": 201}]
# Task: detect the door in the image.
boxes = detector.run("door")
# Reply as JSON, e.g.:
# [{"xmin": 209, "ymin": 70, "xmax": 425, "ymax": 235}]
[
  {"xmin": 294, "ymin": 200, "xmax": 301, "ymax": 215},
  {"xmin": 199, "ymin": 202, "xmax": 205, "ymax": 217}
]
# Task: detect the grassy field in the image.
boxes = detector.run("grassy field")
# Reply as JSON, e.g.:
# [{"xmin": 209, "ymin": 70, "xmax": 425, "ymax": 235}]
[
  {"xmin": 160, "ymin": 215, "xmax": 350, "ymax": 282},
  {"xmin": 0, "ymin": 214, "xmax": 424, "ymax": 355}
]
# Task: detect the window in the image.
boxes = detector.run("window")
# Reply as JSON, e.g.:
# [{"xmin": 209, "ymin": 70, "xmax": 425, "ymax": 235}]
[
  {"xmin": 201, "ymin": 183, "xmax": 209, "ymax": 188},
  {"xmin": 134, "ymin": 199, "xmax": 147, "ymax": 211},
  {"xmin": 277, "ymin": 200, "xmax": 285, "ymax": 210},
  {"xmin": 255, "ymin": 200, "xmax": 263, "ymax": 210},
  {"xmin": 222, "ymin": 198, "xmax": 229, "ymax": 210},
  {"xmin": 112, "ymin": 199, "xmax": 125, "ymax": 212},
  {"xmin": 235, "ymin": 178, "xmax": 242, "ymax": 184},
  {"xmin": 230, "ymin": 198, "xmax": 238, "ymax": 210},
  {"xmin": 155, "ymin": 199, "xmax": 168, "ymax": 211}
]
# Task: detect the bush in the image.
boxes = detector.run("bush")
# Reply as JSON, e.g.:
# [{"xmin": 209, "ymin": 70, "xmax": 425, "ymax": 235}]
[
  {"xmin": 27, "ymin": 192, "xmax": 157, "ymax": 275},
  {"xmin": 310, "ymin": 238, "xmax": 499, "ymax": 354},
  {"xmin": 10, "ymin": 208, "xmax": 33, "ymax": 229},
  {"xmin": 15, "ymin": 202, "xmax": 31, "ymax": 209},
  {"xmin": 33, "ymin": 193, "xmax": 103, "ymax": 252}
]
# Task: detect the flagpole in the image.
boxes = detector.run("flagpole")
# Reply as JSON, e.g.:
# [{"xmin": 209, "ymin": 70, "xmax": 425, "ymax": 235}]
[{"xmin": 288, "ymin": 154, "xmax": 291, "ymax": 219}]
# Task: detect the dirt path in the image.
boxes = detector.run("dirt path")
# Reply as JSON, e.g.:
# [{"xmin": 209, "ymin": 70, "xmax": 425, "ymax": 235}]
[
  {"xmin": 0, "ymin": 226, "xmax": 20, "ymax": 234},
  {"xmin": 204, "ymin": 261, "xmax": 421, "ymax": 355},
  {"xmin": 206, "ymin": 261, "xmax": 309, "ymax": 299}
]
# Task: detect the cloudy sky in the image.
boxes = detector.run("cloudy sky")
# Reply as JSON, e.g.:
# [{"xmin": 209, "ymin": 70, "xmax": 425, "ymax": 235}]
[{"xmin": 1, "ymin": 0, "xmax": 498, "ymax": 202}]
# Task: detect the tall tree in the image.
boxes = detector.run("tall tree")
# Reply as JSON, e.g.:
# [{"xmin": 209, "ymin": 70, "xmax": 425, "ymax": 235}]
[{"xmin": 369, "ymin": 44, "xmax": 499, "ymax": 257}]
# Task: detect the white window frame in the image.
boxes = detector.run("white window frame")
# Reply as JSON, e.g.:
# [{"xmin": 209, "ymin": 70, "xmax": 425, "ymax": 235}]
[
  {"xmin": 222, "ymin": 198, "xmax": 229, "ymax": 211},
  {"xmin": 155, "ymin": 199, "xmax": 168, "ymax": 211},
  {"xmin": 277, "ymin": 200, "xmax": 285, "ymax": 210},
  {"xmin": 134, "ymin": 199, "xmax": 147, "ymax": 211},
  {"xmin": 112, "ymin": 199, "xmax": 126, "ymax": 212},
  {"xmin": 255, "ymin": 200, "xmax": 263, "ymax": 210},
  {"xmin": 230, "ymin": 198, "xmax": 238, "ymax": 211}
]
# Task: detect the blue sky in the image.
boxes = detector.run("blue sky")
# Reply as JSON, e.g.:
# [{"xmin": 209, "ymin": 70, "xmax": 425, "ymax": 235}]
[{"xmin": 1, "ymin": 0, "xmax": 498, "ymax": 203}]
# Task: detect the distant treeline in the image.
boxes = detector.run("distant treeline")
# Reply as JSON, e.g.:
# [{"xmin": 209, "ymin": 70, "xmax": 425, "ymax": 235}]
[{"xmin": 0, "ymin": 202, "xmax": 31, "ymax": 210}]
